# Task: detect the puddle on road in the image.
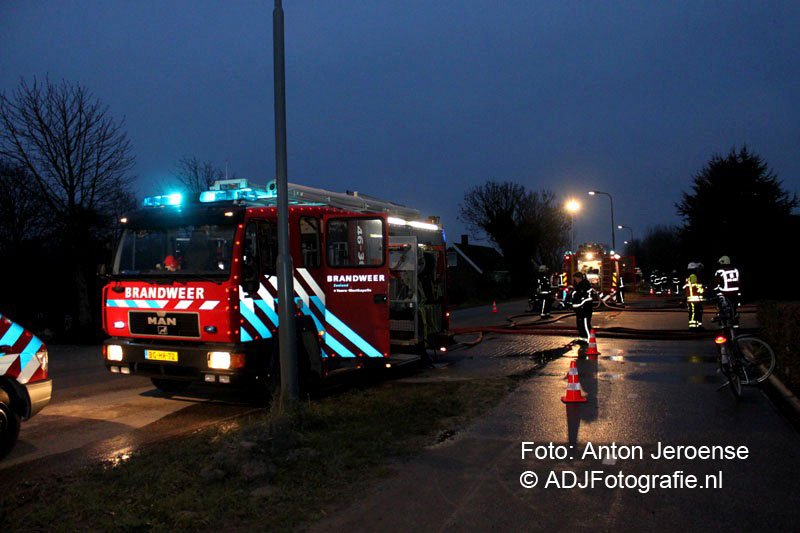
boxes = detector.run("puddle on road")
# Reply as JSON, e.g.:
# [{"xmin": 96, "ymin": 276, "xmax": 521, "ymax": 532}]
[
  {"xmin": 601, "ymin": 354, "xmax": 716, "ymax": 364},
  {"xmin": 622, "ymin": 372, "xmax": 721, "ymax": 385}
]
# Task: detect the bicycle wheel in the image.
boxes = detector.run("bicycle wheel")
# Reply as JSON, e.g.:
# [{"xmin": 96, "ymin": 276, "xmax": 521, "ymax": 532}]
[
  {"xmin": 726, "ymin": 366, "xmax": 742, "ymax": 399},
  {"xmin": 735, "ymin": 336, "xmax": 776, "ymax": 384}
]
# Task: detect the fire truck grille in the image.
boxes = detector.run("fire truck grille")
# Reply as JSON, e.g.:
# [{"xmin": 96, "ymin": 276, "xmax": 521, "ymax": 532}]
[{"xmin": 128, "ymin": 311, "xmax": 201, "ymax": 338}]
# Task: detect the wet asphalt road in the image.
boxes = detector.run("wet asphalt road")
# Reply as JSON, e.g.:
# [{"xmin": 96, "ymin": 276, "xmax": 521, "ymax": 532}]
[
  {"xmin": 4, "ymin": 299, "xmax": 798, "ymax": 530},
  {"xmin": 313, "ymin": 338, "xmax": 800, "ymax": 531},
  {"xmin": 0, "ymin": 345, "xmax": 256, "ymax": 485},
  {"xmin": 0, "ymin": 303, "xmax": 526, "ymax": 478}
]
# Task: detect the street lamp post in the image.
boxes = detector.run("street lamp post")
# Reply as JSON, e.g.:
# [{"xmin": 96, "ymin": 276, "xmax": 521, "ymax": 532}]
[
  {"xmin": 588, "ymin": 190, "xmax": 616, "ymax": 252},
  {"xmin": 564, "ymin": 199, "xmax": 581, "ymax": 252},
  {"xmin": 617, "ymin": 224, "xmax": 634, "ymax": 246},
  {"xmin": 273, "ymin": 0, "xmax": 299, "ymax": 407}
]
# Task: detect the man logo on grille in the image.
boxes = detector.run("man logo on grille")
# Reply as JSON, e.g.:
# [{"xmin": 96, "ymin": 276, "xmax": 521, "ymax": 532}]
[{"xmin": 148, "ymin": 317, "xmax": 177, "ymax": 326}]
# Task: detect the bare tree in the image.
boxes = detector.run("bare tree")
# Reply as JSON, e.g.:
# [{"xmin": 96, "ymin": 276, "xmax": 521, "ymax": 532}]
[
  {"xmin": 459, "ymin": 181, "xmax": 569, "ymax": 290},
  {"xmin": 175, "ymin": 156, "xmax": 222, "ymax": 195},
  {"xmin": 0, "ymin": 78, "xmax": 135, "ymax": 327},
  {"xmin": 0, "ymin": 159, "xmax": 47, "ymax": 248}
]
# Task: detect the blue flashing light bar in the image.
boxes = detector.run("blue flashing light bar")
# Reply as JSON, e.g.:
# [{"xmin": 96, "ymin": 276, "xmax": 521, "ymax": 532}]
[
  {"xmin": 142, "ymin": 193, "xmax": 183, "ymax": 207},
  {"xmin": 199, "ymin": 186, "xmax": 275, "ymax": 203}
]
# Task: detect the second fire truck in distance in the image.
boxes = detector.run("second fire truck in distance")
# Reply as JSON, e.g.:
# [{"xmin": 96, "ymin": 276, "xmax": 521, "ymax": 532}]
[
  {"xmin": 562, "ymin": 243, "xmax": 622, "ymax": 297},
  {"xmin": 102, "ymin": 179, "xmax": 449, "ymax": 394}
]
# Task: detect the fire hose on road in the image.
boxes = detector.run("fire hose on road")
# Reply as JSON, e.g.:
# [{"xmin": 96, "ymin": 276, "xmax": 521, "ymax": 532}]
[{"xmin": 450, "ymin": 299, "xmax": 758, "ymax": 345}]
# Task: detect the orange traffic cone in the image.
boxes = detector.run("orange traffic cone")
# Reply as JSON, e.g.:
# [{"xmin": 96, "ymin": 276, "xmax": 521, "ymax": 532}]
[
  {"xmin": 565, "ymin": 360, "xmax": 584, "ymax": 391},
  {"xmin": 586, "ymin": 329, "xmax": 600, "ymax": 357},
  {"xmin": 561, "ymin": 363, "xmax": 587, "ymax": 403},
  {"xmin": 565, "ymin": 359, "xmax": 578, "ymax": 378},
  {"xmin": 491, "ymin": 301, "xmax": 498, "ymax": 313}
]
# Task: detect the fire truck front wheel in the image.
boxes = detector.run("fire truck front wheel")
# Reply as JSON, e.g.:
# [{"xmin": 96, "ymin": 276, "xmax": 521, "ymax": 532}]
[
  {"xmin": 0, "ymin": 389, "xmax": 21, "ymax": 460},
  {"xmin": 150, "ymin": 378, "xmax": 192, "ymax": 394}
]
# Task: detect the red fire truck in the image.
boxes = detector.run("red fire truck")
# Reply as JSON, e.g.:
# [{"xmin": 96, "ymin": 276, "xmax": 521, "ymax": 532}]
[
  {"xmin": 562, "ymin": 243, "xmax": 621, "ymax": 296},
  {"xmin": 102, "ymin": 179, "xmax": 448, "ymax": 394}
]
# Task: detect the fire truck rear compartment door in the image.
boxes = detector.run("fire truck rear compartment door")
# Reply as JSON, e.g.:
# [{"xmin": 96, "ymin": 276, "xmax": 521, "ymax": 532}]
[{"xmin": 389, "ymin": 236, "xmax": 418, "ymax": 346}]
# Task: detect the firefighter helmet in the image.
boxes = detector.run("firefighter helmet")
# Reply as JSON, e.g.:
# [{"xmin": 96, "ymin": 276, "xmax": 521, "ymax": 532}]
[
  {"xmin": 538, "ymin": 265, "xmax": 548, "ymax": 273},
  {"xmin": 164, "ymin": 255, "xmax": 179, "ymax": 271},
  {"xmin": 687, "ymin": 262, "xmax": 698, "ymax": 270},
  {"xmin": 718, "ymin": 256, "xmax": 731, "ymax": 265}
]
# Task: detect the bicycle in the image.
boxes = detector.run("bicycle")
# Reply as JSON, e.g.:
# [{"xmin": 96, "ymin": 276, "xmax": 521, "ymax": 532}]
[{"xmin": 712, "ymin": 294, "xmax": 776, "ymax": 399}]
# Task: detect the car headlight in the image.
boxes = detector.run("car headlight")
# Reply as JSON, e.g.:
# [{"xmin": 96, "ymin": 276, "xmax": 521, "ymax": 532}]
[{"xmin": 106, "ymin": 344, "xmax": 124, "ymax": 362}]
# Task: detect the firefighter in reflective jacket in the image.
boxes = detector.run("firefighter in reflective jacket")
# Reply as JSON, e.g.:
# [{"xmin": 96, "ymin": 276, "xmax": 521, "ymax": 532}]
[
  {"xmin": 684, "ymin": 262, "xmax": 705, "ymax": 329},
  {"xmin": 535, "ymin": 265, "xmax": 553, "ymax": 318},
  {"xmin": 714, "ymin": 256, "xmax": 741, "ymax": 323},
  {"xmin": 612, "ymin": 270, "xmax": 626, "ymax": 305},
  {"xmin": 558, "ymin": 272, "xmax": 569, "ymax": 301},
  {"xmin": 671, "ymin": 270, "xmax": 681, "ymax": 297},
  {"xmin": 572, "ymin": 271, "xmax": 594, "ymax": 342}
]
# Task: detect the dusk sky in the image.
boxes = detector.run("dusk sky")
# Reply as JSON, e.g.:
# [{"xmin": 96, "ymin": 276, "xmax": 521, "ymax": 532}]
[{"xmin": 2, "ymin": 1, "xmax": 799, "ymax": 250}]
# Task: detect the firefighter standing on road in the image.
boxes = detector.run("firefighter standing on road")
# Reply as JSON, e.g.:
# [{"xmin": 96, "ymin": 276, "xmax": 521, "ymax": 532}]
[
  {"xmin": 671, "ymin": 270, "xmax": 681, "ymax": 297},
  {"xmin": 572, "ymin": 271, "xmax": 594, "ymax": 342},
  {"xmin": 535, "ymin": 265, "xmax": 553, "ymax": 318},
  {"xmin": 684, "ymin": 262, "xmax": 705, "ymax": 329},
  {"xmin": 714, "ymin": 256, "xmax": 741, "ymax": 324},
  {"xmin": 612, "ymin": 269, "xmax": 626, "ymax": 305}
]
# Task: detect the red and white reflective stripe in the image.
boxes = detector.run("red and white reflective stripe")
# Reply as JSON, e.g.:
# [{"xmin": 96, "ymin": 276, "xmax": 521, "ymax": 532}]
[
  {"xmin": 0, "ymin": 353, "xmax": 41, "ymax": 384},
  {"xmin": 566, "ymin": 382, "xmax": 581, "ymax": 391},
  {"xmin": 199, "ymin": 301, "xmax": 220, "ymax": 310},
  {"xmin": 297, "ymin": 267, "xmax": 326, "ymax": 305},
  {"xmin": 17, "ymin": 356, "xmax": 40, "ymax": 384},
  {"xmin": 293, "ymin": 279, "xmax": 311, "ymax": 307},
  {"xmin": 0, "ymin": 353, "xmax": 17, "ymax": 376},
  {"xmin": 175, "ymin": 300, "xmax": 193, "ymax": 310}
]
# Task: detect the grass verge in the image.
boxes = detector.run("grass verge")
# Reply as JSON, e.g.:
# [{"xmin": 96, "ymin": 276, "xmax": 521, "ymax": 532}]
[{"xmin": 0, "ymin": 378, "xmax": 512, "ymax": 531}]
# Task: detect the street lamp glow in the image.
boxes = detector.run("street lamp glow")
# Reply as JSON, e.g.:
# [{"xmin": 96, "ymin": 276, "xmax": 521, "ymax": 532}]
[
  {"xmin": 588, "ymin": 191, "xmax": 596, "ymax": 196},
  {"xmin": 565, "ymin": 199, "xmax": 581, "ymax": 213},
  {"xmin": 618, "ymin": 225, "xmax": 624, "ymax": 229}
]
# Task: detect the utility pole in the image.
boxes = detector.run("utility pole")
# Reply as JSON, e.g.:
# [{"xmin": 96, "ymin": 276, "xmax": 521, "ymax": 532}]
[{"xmin": 273, "ymin": 0, "xmax": 298, "ymax": 406}]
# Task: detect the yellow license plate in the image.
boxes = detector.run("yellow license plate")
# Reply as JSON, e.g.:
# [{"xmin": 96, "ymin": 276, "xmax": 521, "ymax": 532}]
[{"xmin": 145, "ymin": 350, "xmax": 178, "ymax": 362}]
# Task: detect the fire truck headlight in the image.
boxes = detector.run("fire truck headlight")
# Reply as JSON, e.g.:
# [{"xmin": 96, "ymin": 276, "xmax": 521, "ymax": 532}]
[
  {"xmin": 106, "ymin": 344, "xmax": 124, "ymax": 362},
  {"xmin": 207, "ymin": 351, "xmax": 245, "ymax": 370},
  {"xmin": 35, "ymin": 348, "xmax": 49, "ymax": 372},
  {"xmin": 113, "ymin": 321, "xmax": 126, "ymax": 329},
  {"xmin": 208, "ymin": 351, "xmax": 231, "ymax": 369}
]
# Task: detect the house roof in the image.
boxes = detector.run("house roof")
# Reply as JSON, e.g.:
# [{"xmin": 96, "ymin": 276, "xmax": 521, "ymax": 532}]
[{"xmin": 449, "ymin": 243, "xmax": 506, "ymax": 274}]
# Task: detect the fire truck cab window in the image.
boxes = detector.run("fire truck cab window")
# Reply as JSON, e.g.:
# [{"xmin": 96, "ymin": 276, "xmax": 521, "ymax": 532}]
[
  {"xmin": 299, "ymin": 217, "xmax": 320, "ymax": 268},
  {"xmin": 242, "ymin": 221, "xmax": 278, "ymax": 280},
  {"xmin": 258, "ymin": 221, "xmax": 278, "ymax": 276},
  {"xmin": 242, "ymin": 223, "xmax": 258, "ymax": 281},
  {"xmin": 115, "ymin": 224, "xmax": 235, "ymax": 276},
  {"xmin": 326, "ymin": 218, "xmax": 384, "ymax": 267}
]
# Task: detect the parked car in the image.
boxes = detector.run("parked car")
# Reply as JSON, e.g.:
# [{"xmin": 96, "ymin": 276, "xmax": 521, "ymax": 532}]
[{"xmin": 0, "ymin": 314, "xmax": 52, "ymax": 459}]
